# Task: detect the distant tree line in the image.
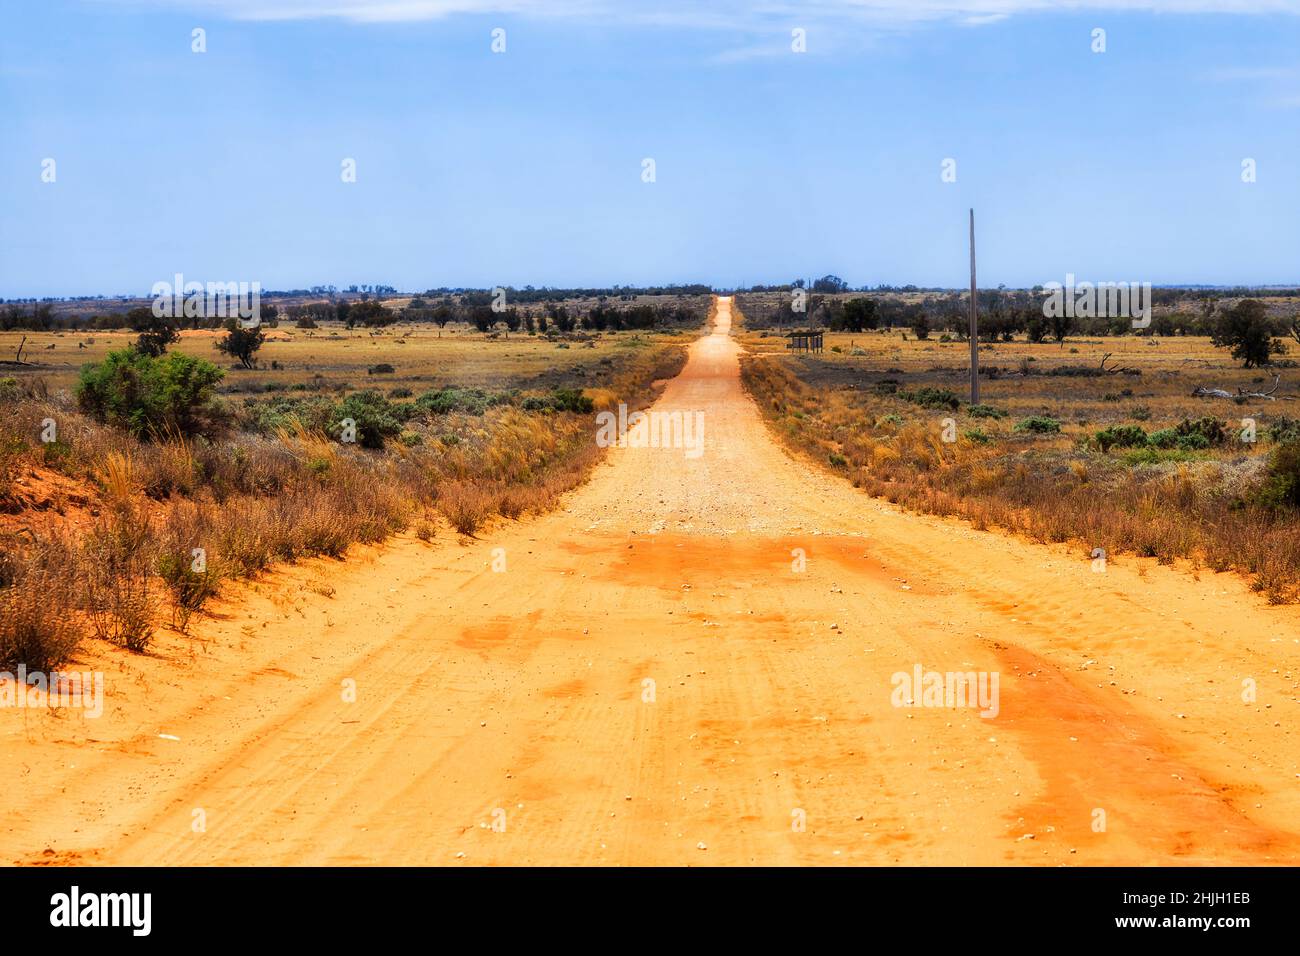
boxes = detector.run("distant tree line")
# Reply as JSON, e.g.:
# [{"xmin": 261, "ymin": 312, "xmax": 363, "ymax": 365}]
[{"xmin": 736, "ymin": 289, "xmax": 1300, "ymax": 361}]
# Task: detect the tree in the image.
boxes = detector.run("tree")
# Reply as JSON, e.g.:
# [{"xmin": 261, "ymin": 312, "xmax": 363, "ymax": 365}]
[
  {"xmin": 128, "ymin": 306, "xmax": 179, "ymax": 357},
  {"xmin": 1211, "ymin": 299, "xmax": 1286, "ymax": 368},
  {"xmin": 215, "ymin": 318, "xmax": 266, "ymax": 369},
  {"xmin": 812, "ymin": 275, "xmax": 848, "ymax": 294},
  {"xmin": 348, "ymin": 300, "xmax": 396, "ymax": 328},
  {"xmin": 1025, "ymin": 310, "xmax": 1049, "ymax": 343},
  {"xmin": 837, "ymin": 297, "xmax": 878, "ymax": 332},
  {"xmin": 1048, "ymin": 308, "xmax": 1073, "ymax": 344}
]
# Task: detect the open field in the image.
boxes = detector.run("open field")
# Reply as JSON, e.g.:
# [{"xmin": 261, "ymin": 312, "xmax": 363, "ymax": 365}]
[
  {"xmin": 735, "ymin": 302, "xmax": 1300, "ymax": 603},
  {"xmin": 0, "ymin": 305, "xmax": 699, "ymax": 673},
  {"xmin": 0, "ymin": 323, "xmax": 693, "ymax": 396},
  {"xmin": 3, "ymin": 298, "xmax": 1298, "ymax": 867}
]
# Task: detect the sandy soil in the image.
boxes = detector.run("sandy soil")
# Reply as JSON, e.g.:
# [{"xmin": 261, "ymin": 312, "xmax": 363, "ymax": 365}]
[{"xmin": 4, "ymin": 296, "xmax": 1299, "ymax": 866}]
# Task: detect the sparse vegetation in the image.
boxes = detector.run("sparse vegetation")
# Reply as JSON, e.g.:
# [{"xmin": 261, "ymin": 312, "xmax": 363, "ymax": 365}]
[
  {"xmin": 739, "ymin": 315, "xmax": 1300, "ymax": 603},
  {"xmin": 0, "ymin": 316, "xmax": 689, "ymax": 668}
]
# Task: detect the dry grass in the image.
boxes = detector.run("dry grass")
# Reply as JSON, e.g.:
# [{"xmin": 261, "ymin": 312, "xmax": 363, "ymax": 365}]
[
  {"xmin": 0, "ymin": 321, "xmax": 693, "ymax": 396},
  {"xmin": 0, "ymin": 333, "xmax": 687, "ymax": 668},
  {"xmin": 0, "ymin": 534, "xmax": 81, "ymax": 671},
  {"xmin": 739, "ymin": 312, "xmax": 1300, "ymax": 602}
]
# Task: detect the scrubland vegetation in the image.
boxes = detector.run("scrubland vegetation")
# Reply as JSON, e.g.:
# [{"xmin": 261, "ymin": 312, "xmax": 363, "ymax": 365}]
[
  {"xmin": 0, "ymin": 293, "xmax": 700, "ymax": 669},
  {"xmin": 737, "ymin": 298, "xmax": 1300, "ymax": 604}
]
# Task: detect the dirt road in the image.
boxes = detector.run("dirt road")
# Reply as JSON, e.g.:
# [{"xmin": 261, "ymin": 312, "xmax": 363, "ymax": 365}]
[{"xmin": 5, "ymin": 296, "xmax": 1299, "ymax": 866}]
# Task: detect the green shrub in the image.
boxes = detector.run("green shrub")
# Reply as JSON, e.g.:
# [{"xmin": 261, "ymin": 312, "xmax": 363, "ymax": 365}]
[
  {"xmin": 1013, "ymin": 416, "xmax": 1061, "ymax": 434},
  {"xmin": 1254, "ymin": 441, "xmax": 1300, "ymax": 510},
  {"xmin": 828, "ymin": 452, "xmax": 847, "ymax": 467},
  {"xmin": 1148, "ymin": 428, "xmax": 1179, "ymax": 449},
  {"xmin": 0, "ymin": 377, "xmax": 19, "ymax": 401},
  {"xmin": 899, "ymin": 387, "xmax": 960, "ymax": 410},
  {"xmin": 1095, "ymin": 424, "xmax": 1148, "ymax": 452},
  {"xmin": 550, "ymin": 387, "xmax": 593, "ymax": 414},
  {"xmin": 964, "ymin": 428, "xmax": 993, "ymax": 444},
  {"xmin": 1147, "ymin": 428, "xmax": 1209, "ymax": 451},
  {"xmin": 522, "ymin": 388, "xmax": 591, "ymax": 414},
  {"xmin": 76, "ymin": 348, "xmax": 224, "ymax": 439},
  {"xmin": 243, "ymin": 396, "xmax": 335, "ymax": 435},
  {"xmin": 1175, "ymin": 416, "xmax": 1226, "ymax": 447},
  {"xmin": 330, "ymin": 390, "xmax": 406, "ymax": 448},
  {"xmin": 414, "ymin": 387, "xmax": 503, "ymax": 416},
  {"xmin": 967, "ymin": 404, "xmax": 1006, "ymax": 419},
  {"xmin": 1266, "ymin": 417, "xmax": 1300, "ymax": 444}
]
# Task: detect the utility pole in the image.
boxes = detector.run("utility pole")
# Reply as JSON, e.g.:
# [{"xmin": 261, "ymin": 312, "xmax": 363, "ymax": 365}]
[{"xmin": 968, "ymin": 208, "xmax": 980, "ymax": 404}]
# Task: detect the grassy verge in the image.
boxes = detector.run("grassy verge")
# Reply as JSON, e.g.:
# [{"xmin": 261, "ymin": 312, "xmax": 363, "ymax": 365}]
[
  {"xmin": 740, "ymin": 349, "xmax": 1300, "ymax": 604},
  {"xmin": 0, "ymin": 339, "xmax": 686, "ymax": 668}
]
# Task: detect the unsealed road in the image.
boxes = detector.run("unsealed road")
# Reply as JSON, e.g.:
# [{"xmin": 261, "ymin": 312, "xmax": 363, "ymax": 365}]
[{"xmin": 5, "ymin": 297, "xmax": 1299, "ymax": 866}]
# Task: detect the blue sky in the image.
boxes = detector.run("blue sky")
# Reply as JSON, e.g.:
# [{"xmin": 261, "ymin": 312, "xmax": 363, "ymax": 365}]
[{"xmin": 2, "ymin": 0, "xmax": 1299, "ymax": 296}]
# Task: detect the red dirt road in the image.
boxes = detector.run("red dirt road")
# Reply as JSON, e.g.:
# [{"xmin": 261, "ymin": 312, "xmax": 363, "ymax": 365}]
[{"xmin": 4, "ymin": 297, "xmax": 1299, "ymax": 865}]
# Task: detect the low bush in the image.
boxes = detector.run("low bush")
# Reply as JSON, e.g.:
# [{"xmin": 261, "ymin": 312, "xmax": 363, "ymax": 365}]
[
  {"xmin": 1254, "ymin": 441, "xmax": 1300, "ymax": 511},
  {"xmin": 1095, "ymin": 424, "xmax": 1148, "ymax": 452},
  {"xmin": 1013, "ymin": 416, "xmax": 1062, "ymax": 434},
  {"xmin": 521, "ymin": 388, "xmax": 594, "ymax": 414},
  {"xmin": 329, "ymin": 390, "xmax": 406, "ymax": 448},
  {"xmin": 77, "ymin": 348, "xmax": 224, "ymax": 439},
  {"xmin": 899, "ymin": 387, "xmax": 960, "ymax": 410},
  {"xmin": 1266, "ymin": 417, "xmax": 1300, "ymax": 444},
  {"xmin": 414, "ymin": 387, "xmax": 504, "ymax": 416},
  {"xmin": 1175, "ymin": 416, "xmax": 1226, "ymax": 447}
]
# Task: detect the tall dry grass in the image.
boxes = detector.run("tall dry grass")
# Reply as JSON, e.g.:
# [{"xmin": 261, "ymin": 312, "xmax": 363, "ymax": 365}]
[
  {"xmin": 0, "ymin": 340, "xmax": 686, "ymax": 667},
  {"xmin": 742, "ymin": 353, "xmax": 1300, "ymax": 603}
]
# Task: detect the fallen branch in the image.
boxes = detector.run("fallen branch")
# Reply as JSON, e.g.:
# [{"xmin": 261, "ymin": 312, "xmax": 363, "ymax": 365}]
[
  {"xmin": 1193, "ymin": 375, "xmax": 1285, "ymax": 400},
  {"xmin": 1099, "ymin": 352, "xmax": 1135, "ymax": 375}
]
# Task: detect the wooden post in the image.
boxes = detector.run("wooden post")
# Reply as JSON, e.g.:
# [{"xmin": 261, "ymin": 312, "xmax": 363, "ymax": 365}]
[{"xmin": 968, "ymin": 208, "xmax": 980, "ymax": 404}]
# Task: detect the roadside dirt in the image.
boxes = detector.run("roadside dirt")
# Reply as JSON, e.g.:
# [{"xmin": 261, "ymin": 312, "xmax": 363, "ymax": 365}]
[{"xmin": 4, "ymin": 296, "xmax": 1298, "ymax": 866}]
